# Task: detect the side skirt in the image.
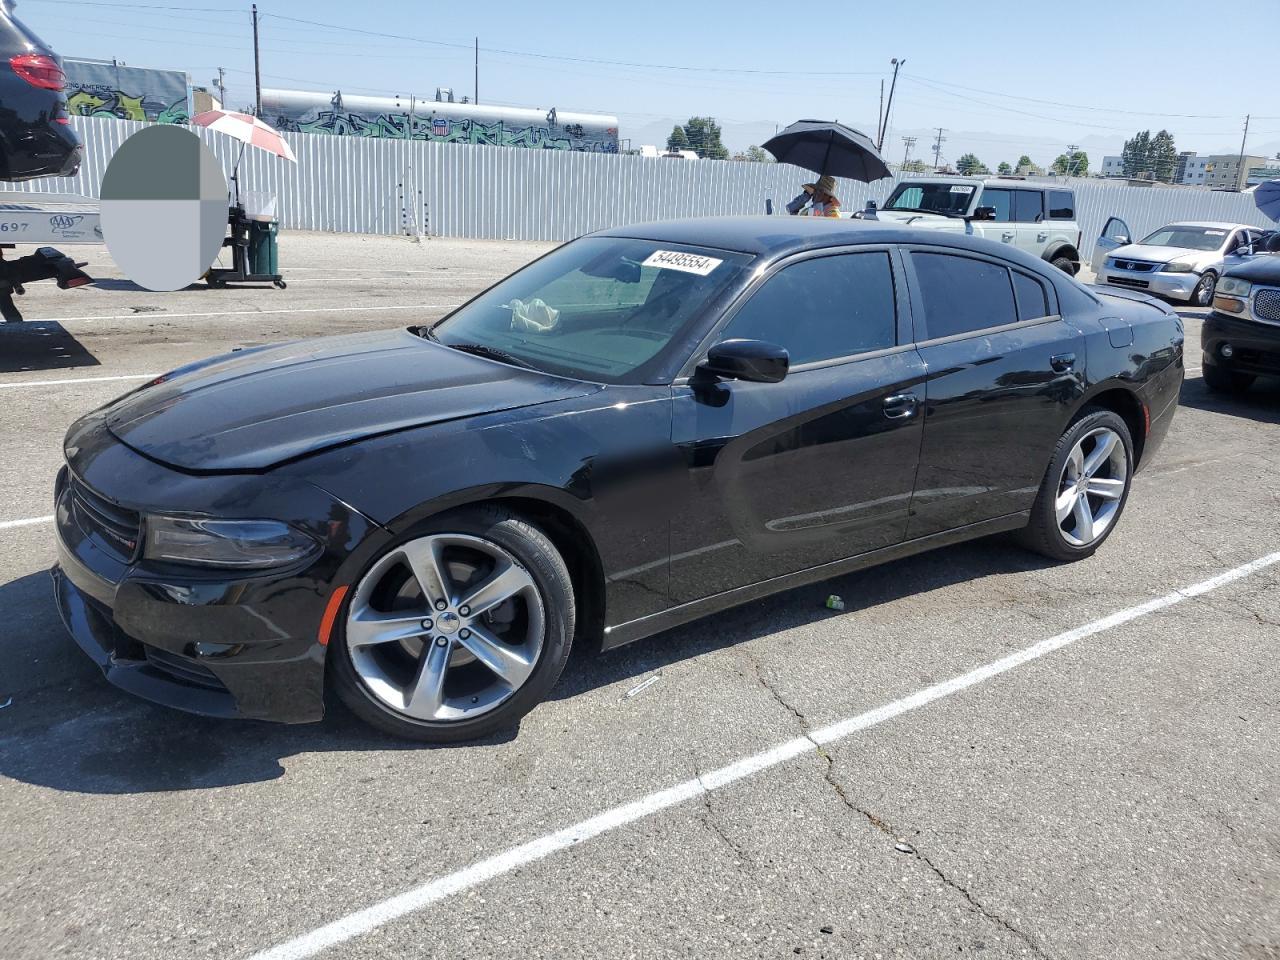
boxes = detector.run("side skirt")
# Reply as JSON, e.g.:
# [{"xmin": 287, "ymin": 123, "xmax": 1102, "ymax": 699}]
[{"xmin": 600, "ymin": 511, "xmax": 1031, "ymax": 650}]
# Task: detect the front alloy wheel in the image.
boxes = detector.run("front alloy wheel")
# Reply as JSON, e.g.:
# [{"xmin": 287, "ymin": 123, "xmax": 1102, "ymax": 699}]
[
  {"xmin": 330, "ymin": 506, "xmax": 575, "ymax": 742},
  {"xmin": 1019, "ymin": 408, "xmax": 1134, "ymax": 561},
  {"xmin": 1191, "ymin": 272, "xmax": 1216, "ymax": 307}
]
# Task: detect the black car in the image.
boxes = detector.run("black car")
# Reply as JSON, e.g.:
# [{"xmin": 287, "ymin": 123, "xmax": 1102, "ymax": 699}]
[
  {"xmin": 0, "ymin": 0, "xmax": 80, "ymax": 181},
  {"xmin": 52, "ymin": 218, "xmax": 1184, "ymax": 742},
  {"xmin": 1203, "ymin": 243, "xmax": 1280, "ymax": 393}
]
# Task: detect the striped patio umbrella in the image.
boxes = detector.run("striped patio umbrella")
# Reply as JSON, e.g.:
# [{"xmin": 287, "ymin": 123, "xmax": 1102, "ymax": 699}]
[{"xmin": 190, "ymin": 110, "xmax": 297, "ymax": 163}]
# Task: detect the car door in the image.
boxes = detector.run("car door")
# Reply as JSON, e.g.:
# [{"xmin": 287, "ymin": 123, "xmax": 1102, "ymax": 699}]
[
  {"xmin": 902, "ymin": 247, "xmax": 1085, "ymax": 538},
  {"xmin": 1091, "ymin": 216, "xmax": 1132, "ymax": 273},
  {"xmin": 973, "ymin": 187, "xmax": 1016, "ymax": 247},
  {"xmin": 667, "ymin": 248, "xmax": 925, "ymax": 603},
  {"xmin": 1012, "ymin": 189, "xmax": 1048, "ymax": 257}
]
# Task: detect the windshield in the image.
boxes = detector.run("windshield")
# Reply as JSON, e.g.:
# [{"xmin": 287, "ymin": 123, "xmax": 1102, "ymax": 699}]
[
  {"xmin": 1138, "ymin": 225, "xmax": 1230, "ymax": 251},
  {"xmin": 883, "ymin": 182, "xmax": 975, "ymax": 216},
  {"xmin": 429, "ymin": 237, "xmax": 752, "ymax": 383}
]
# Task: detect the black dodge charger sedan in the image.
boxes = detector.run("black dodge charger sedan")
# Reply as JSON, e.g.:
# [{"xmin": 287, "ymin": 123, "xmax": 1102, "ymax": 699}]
[{"xmin": 54, "ymin": 218, "xmax": 1184, "ymax": 741}]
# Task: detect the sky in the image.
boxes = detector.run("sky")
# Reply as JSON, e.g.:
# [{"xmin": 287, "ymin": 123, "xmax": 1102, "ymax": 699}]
[{"xmin": 23, "ymin": 0, "xmax": 1280, "ymax": 168}]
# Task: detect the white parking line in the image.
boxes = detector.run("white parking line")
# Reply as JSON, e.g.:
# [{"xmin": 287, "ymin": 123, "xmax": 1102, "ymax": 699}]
[
  {"xmin": 18, "ymin": 303, "xmax": 450, "ymax": 324},
  {"xmin": 0, "ymin": 373, "xmax": 158, "ymax": 390},
  {"xmin": 0, "ymin": 515, "xmax": 52, "ymax": 530},
  {"xmin": 246, "ymin": 549, "xmax": 1280, "ymax": 960}
]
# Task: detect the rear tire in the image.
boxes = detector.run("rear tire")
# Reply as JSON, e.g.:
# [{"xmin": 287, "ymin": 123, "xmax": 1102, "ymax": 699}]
[
  {"xmin": 1202, "ymin": 363, "xmax": 1254, "ymax": 394},
  {"xmin": 1018, "ymin": 408, "xmax": 1134, "ymax": 562},
  {"xmin": 329, "ymin": 505, "xmax": 575, "ymax": 743},
  {"xmin": 1050, "ymin": 255, "xmax": 1076, "ymax": 275}
]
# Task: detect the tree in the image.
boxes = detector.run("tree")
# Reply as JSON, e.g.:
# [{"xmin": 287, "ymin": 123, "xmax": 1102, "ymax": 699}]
[
  {"xmin": 997, "ymin": 161, "xmax": 1012, "ymax": 175},
  {"xmin": 1016, "ymin": 154, "xmax": 1033, "ymax": 170},
  {"xmin": 956, "ymin": 153, "xmax": 986, "ymax": 175},
  {"xmin": 666, "ymin": 125, "xmax": 690, "ymax": 152},
  {"xmin": 1150, "ymin": 130, "xmax": 1177, "ymax": 182},
  {"xmin": 679, "ymin": 116, "xmax": 729, "ymax": 160},
  {"xmin": 731, "ymin": 144, "xmax": 772, "ymax": 162},
  {"xmin": 1052, "ymin": 149, "xmax": 1089, "ymax": 177},
  {"xmin": 902, "ymin": 158, "xmax": 929, "ymax": 173}
]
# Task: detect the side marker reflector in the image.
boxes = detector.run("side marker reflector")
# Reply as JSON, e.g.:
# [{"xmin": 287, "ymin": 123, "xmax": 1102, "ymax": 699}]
[{"xmin": 318, "ymin": 585, "xmax": 350, "ymax": 646}]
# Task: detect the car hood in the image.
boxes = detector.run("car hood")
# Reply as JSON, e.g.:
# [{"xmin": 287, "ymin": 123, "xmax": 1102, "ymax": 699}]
[
  {"xmin": 871, "ymin": 210, "xmax": 966, "ymax": 230},
  {"xmin": 1223, "ymin": 254, "xmax": 1280, "ymax": 283},
  {"xmin": 1109, "ymin": 243, "xmax": 1215, "ymax": 266},
  {"xmin": 103, "ymin": 329, "xmax": 601, "ymax": 472}
]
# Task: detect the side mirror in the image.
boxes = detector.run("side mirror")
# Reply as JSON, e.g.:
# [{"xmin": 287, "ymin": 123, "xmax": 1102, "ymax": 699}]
[
  {"xmin": 1112, "ymin": 235, "xmax": 1129, "ymax": 245},
  {"xmin": 973, "ymin": 206, "xmax": 996, "ymax": 221},
  {"xmin": 1236, "ymin": 244, "xmax": 1253, "ymax": 257},
  {"xmin": 699, "ymin": 339, "xmax": 789, "ymax": 384}
]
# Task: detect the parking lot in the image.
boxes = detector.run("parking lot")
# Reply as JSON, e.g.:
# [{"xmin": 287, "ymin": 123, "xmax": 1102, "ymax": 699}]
[{"xmin": 1, "ymin": 231, "xmax": 1278, "ymax": 960}]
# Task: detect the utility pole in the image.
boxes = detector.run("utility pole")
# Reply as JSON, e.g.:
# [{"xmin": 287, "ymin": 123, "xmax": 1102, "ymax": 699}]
[
  {"xmin": 1236, "ymin": 114, "xmax": 1250, "ymax": 191},
  {"xmin": 251, "ymin": 4, "xmax": 262, "ymax": 115},
  {"xmin": 877, "ymin": 80, "xmax": 884, "ymax": 147},
  {"xmin": 932, "ymin": 127, "xmax": 946, "ymax": 171},
  {"xmin": 878, "ymin": 58, "xmax": 904, "ymax": 150},
  {"xmin": 1065, "ymin": 143, "xmax": 1080, "ymax": 177},
  {"xmin": 900, "ymin": 135, "xmax": 916, "ymax": 172},
  {"xmin": 474, "ymin": 37, "xmax": 479, "ymax": 105},
  {"xmin": 214, "ymin": 66, "xmax": 226, "ymax": 107}
]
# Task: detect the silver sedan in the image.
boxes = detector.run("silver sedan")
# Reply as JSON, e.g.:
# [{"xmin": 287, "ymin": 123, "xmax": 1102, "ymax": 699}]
[{"xmin": 1091, "ymin": 220, "xmax": 1262, "ymax": 306}]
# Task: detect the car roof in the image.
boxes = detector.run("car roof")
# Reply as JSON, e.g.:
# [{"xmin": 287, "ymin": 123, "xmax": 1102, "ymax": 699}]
[
  {"xmin": 1154, "ymin": 221, "xmax": 1253, "ymax": 230},
  {"xmin": 596, "ymin": 215, "xmax": 1057, "ymax": 272}
]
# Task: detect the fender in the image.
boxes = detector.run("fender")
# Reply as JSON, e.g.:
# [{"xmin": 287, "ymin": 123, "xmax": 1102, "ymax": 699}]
[{"xmin": 1042, "ymin": 241, "xmax": 1080, "ymax": 271}]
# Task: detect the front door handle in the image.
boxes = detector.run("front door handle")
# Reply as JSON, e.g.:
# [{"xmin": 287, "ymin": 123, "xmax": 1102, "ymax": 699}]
[
  {"xmin": 883, "ymin": 393, "xmax": 919, "ymax": 419},
  {"xmin": 1037, "ymin": 232, "xmax": 1048, "ymax": 242},
  {"xmin": 1050, "ymin": 352, "xmax": 1076, "ymax": 373},
  {"xmin": 1001, "ymin": 231, "xmax": 1015, "ymax": 242}
]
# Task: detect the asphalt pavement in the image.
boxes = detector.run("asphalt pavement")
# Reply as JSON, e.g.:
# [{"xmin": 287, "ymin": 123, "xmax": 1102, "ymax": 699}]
[{"xmin": 0, "ymin": 234, "xmax": 1277, "ymax": 960}]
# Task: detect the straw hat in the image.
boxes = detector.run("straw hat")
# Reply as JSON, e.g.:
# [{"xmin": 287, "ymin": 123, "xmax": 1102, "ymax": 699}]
[{"xmin": 804, "ymin": 175, "xmax": 838, "ymax": 196}]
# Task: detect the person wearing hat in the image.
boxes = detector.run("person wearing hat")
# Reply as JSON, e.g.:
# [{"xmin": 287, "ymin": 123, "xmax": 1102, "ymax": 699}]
[{"xmin": 785, "ymin": 175, "xmax": 842, "ymax": 217}]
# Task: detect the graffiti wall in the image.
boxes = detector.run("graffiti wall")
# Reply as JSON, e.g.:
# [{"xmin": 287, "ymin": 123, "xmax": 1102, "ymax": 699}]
[
  {"xmin": 64, "ymin": 59, "xmax": 190, "ymax": 124},
  {"xmin": 261, "ymin": 89, "xmax": 619, "ymax": 153}
]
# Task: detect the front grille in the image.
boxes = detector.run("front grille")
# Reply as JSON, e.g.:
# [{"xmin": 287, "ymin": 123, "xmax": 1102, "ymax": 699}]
[
  {"xmin": 1112, "ymin": 259, "xmax": 1158, "ymax": 273},
  {"xmin": 68, "ymin": 475, "xmax": 141, "ymax": 562},
  {"xmin": 1255, "ymin": 288, "xmax": 1280, "ymax": 322},
  {"xmin": 1108, "ymin": 276, "xmax": 1150, "ymax": 289},
  {"xmin": 144, "ymin": 647, "xmax": 227, "ymax": 691}
]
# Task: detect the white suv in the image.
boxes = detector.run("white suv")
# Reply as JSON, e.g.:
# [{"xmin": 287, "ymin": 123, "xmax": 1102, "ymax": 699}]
[{"xmin": 864, "ymin": 177, "xmax": 1083, "ymax": 274}]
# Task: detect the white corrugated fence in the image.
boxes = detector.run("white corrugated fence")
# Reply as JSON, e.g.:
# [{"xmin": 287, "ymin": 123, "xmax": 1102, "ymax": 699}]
[{"xmin": 12, "ymin": 116, "xmax": 1275, "ymax": 247}]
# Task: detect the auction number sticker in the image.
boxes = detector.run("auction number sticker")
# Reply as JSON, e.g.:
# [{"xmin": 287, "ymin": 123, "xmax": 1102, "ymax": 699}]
[{"xmin": 642, "ymin": 250, "xmax": 723, "ymax": 275}]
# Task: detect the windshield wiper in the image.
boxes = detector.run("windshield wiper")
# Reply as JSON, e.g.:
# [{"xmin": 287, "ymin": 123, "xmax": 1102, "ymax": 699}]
[
  {"xmin": 446, "ymin": 342, "xmax": 538, "ymax": 370},
  {"xmin": 888, "ymin": 206, "xmax": 962, "ymax": 219}
]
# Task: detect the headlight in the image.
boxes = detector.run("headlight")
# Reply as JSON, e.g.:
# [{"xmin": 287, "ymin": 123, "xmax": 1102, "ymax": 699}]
[
  {"xmin": 1217, "ymin": 277, "xmax": 1252, "ymax": 296},
  {"xmin": 1105, "ymin": 257, "xmax": 1117, "ymax": 269},
  {"xmin": 144, "ymin": 516, "xmax": 320, "ymax": 568},
  {"xmin": 1162, "ymin": 261, "xmax": 1195, "ymax": 273}
]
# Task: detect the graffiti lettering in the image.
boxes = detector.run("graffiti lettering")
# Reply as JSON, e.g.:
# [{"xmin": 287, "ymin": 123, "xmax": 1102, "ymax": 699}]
[{"xmin": 272, "ymin": 110, "xmax": 618, "ymax": 153}]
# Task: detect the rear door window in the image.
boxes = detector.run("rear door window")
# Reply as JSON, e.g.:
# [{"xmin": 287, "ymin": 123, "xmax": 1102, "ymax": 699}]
[
  {"xmin": 720, "ymin": 251, "xmax": 897, "ymax": 364},
  {"xmin": 910, "ymin": 252, "xmax": 1018, "ymax": 340},
  {"xmin": 1013, "ymin": 191, "xmax": 1044, "ymax": 223},
  {"xmin": 1012, "ymin": 271, "xmax": 1051, "ymax": 321}
]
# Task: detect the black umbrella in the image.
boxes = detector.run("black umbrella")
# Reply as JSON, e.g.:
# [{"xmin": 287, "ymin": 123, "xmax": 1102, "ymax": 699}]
[{"xmin": 762, "ymin": 119, "xmax": 891, "ymax": 182}]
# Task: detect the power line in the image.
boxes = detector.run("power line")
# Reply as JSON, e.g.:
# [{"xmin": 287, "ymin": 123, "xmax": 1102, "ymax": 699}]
[{"xmin": 36, "ymin": 0, "xmax": 241, "ymax": 12}]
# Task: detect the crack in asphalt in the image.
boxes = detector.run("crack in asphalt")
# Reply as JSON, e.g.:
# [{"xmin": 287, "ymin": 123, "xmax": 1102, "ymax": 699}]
[
  {"xmin": 691, "ymin": 757, "xmax": 755, "ymax": 869},
  {"xmin": 738, "ymin": 648, "xmax": 1052, "ymax": 958}
]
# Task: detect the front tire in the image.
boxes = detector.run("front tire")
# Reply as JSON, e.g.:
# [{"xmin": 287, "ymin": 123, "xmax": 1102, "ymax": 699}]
[
  {"xmin": 329, "ymin": 505, "xmax": 575, "ymax": 743},
  {"xmin": 1018, "ymin": 408, "xmax": 1134, "ymax": 561},
  {"xmin": 1191, "ymin": 271, "xmax": 1217, "ymax": 307},
  {"xmin": 1202, "ymin": 363, "xmax": 1255, "ymax": 394}
]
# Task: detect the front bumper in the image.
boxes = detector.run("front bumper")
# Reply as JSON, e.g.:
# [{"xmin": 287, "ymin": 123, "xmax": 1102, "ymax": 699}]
[
  {"xmin": 1202, "ymin": 311, "xmax": 1280, "ymax": 378},
  {"xmin": 1097, "ymin": 266, "xmax": 1200, "ymax": 302},
  {"xmin": 51, "ymin": 413, "xmax": 381, "ymax": 723}
]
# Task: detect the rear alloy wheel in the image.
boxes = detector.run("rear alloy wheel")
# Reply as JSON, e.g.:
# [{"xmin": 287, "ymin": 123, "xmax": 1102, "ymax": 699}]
[
  {"xmin": 1191, "ymin": 271, "xmax": 1217, "ymax": 307},
  {"xmin": 330, "ymin": 507, "xmax": 574, "ymax": 742},
  {"xmin": 1019, "ymin": 408, "xmax": 1133, "ymax": 561}
]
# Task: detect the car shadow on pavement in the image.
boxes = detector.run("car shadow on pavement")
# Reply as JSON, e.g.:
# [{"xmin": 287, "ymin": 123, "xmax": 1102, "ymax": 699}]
[
  {"xmin": 0, "ymin": 322, "xmax": 100, "ymax": 373},
  {"xmin": 0, "ymin": 537, "xmax": 1051, "ymax": 796},
  {"xmin": 1178, "ymin": 374, "xmax": 1280, "ymax": 424}
]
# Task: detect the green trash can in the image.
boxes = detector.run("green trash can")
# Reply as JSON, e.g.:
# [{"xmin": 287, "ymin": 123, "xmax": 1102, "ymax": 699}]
[{"xmin": 248, "ymin": 220, "xmax": 279, "ymax": 276}]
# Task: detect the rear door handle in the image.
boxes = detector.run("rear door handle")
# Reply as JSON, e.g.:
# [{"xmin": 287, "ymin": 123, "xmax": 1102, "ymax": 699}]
[
  {"xmin": 883, "ymin": 393, "xmax": 919, "ymax": 419},
  {"xmin": 1050, "ymin": 352, "xmax": 1076, "ymax": 373},
  {"xmin": 1001, "ymin": 231, "xmax": 1015, "ymax": 242}
]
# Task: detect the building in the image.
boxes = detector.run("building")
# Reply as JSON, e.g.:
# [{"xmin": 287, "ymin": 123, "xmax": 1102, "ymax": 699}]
[
  {"xmin": 1174, "ymin": 152, "xmax": 1210, "ymax": 186},
  {"xmin": 1203, "ymin": 154, "xmax": 1267, "ymax": 191},
  {"xmin": 1100, "ymin": 155, "xmax": 1125, "ymax": 178},
  {"xmin": 1246, "ymin": 162, "xmax": 1280, "ymax": 188},
  {"xmin": 260, "ymin": 88, "xmax": 620, "ymax": 153}
]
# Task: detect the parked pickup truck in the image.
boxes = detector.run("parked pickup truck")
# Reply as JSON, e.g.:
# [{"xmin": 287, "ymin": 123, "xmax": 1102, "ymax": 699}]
[
  {"xmin": 861, "ymin": 177, "xmax": 1083, "ymax": 274},
  {"xmin": 1201, "ymin": 235, "xmax": 1280, "ymax": 393}
]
